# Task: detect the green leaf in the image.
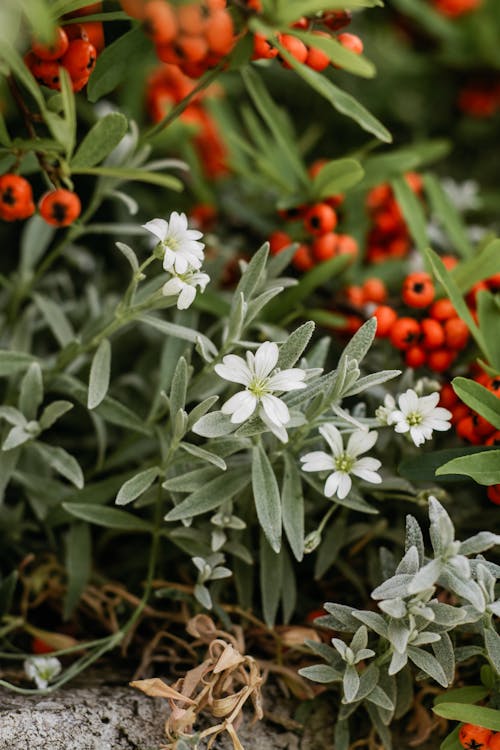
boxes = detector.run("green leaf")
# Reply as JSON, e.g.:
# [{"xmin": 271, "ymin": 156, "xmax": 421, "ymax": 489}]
[
  {"xmin": 234, "ymin": 241, "xmax": 269, "ymax": 301},
  {"xmin": 451, "ymin": 239, "xmax": 500, "ymax": 293},
  {"xmin": 289, "ymin": 30, "xmax": 375, "ymax": 78},
  {"xmin": 433, "ymin": 703, "xmax": 500, "ymax": 731},
  {"xmin": 58, "ymin": 66, "xmax": 76, "ymax": 158},
  {"xmin": 116, "ymin": 467, "xmax": 160, "ymax": 506},
  {"xmin": 260, "ymin": 532, "xmax": 283, "ymax": 627},
  {"xmin": 423, "ymin": 174, "xmax": 472, "ymax": 258},
  {"xmin": 20, "ymin": 215, "xmax": 55, "ymax": 276},
  {"xmin": 440, "ymin": 727, "xmax": 462, "ymax": 750},
  {"xmin": 71, "ymin": 113, "xmax": 128, "ymax": 168},
  {"xmin": 484, "ymin": 628, "xmax": 500, "ymax": 675},
  {"xmin": 39, "ymin": 400, "xmax": 73, "ymax": 431},
  {"xmin": 277, "ymin": 321, "xmax": 315, "ymax": 370},
  {"xmin": 0, "ymin": 40, "xmax": 47, "ymax": 113},
  {"xmin": 179, "ymin": 443, "xmax": 227, "ymax": 471},
  {"xmin": 86, "ymin": 27, "xmax": 152, "ymax": 102},
  {"xmin": 34, "ymin": 293, "xmax": 75, "ymax": 347},
  {"xmin": 452, "ymin": 377, "xmax": 500, "ymax": 430},
  {"xmin": 63, "ymin": 523, "xmax": 91, "ymax": 619},
  {"xmin": 140, "ymin": 315, "xmax": 217, "ymax": 359},
  {"xmin": 252, "ymin": 443, "xmax": 281, "ymax": 553},
  {"xmin": 310, "ymin": 158, "xmax": 364, "ymax": 200},
  {"xmin": 34, "ymin": 442, "xmax": 84, "ymax": 489},
  {"xmin": 299, "ymin": 664, "xmax": 342, "ymax": 684},
  {"xmin": 279, "ymin": 56, "xmax": 391, "ymax": 143},
  {"xmin": 0, "ymin": 351, "xmax": 36, "ymax": 377},
  {"xmin": 88, "ymin": 338, "xmax": 111, "ymax": 410},
  {"xmin": 436, "ymin": 450, "xmax": 500, "ymax": 485},
  {"xmin": 477, "ymin": 290, "xmax": 500, "ymax": 372},
  {"xmin": 434, "ymin": 686, "xmax": 490, "ymax": 705},
  {"xmin": 277, "ymin": 0, "xmax": 383, "ymax": 24},
  {"xmin": 399, "ymin": 446, "xmax": 493, "ymax": 483},
  {"xmin": 71, "ymin": 165, "xmax": 183, "ymax": 192},
  {"xmin": 191, "ymin": 410, "xmax": 236, "ymax": 438},
  {"xmin": 63, "ymin": 503, "xmax": 152, "ymax": 531},
  {"xmin": 169, "ymin": 357, "xmax": 188, "ymax": 420},
  {"xmin": 282, "ymin": 452, "xmax": 304, "ymax": 562},
  {"xmin": 19, "ymin": 362, "xmax": 43, "ymax": 420},
  {"xmin": 391, "ymin": 176, "xmax": 428, "ymax": 253},
  {"xmin": 341, "ymin": 317, "xmax": 377, "ymax": 366},
  {"xmin": 164, "ymin": 470, "xmax": 250, "ymax": 521},
  {"xmin": 115, "ymin": 241, "xmax": 139, "ymax": 274},
  {"xmin": 425, "ymin": 248, "xmax": 486, "ymax": 355}
]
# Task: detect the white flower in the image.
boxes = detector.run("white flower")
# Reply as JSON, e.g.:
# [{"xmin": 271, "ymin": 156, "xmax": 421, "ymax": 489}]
[
  {"xmin": 162, "ymin": 269, "xmax": 210, "ymax": 310},
  {"xmin": 387, "ymin": 389, "xmax": 452, "ymax": 447},
  {"xmin": 300, "ymin": 424, "xmax": 382, "ymax": 500},
  {"xmin": 143, "ymin": 212, "xmax": 205, "ymax": 274},
  {"xmin": 214, "ymin": 341, "xmax": 307, "ymax": 443},
  {"xmin": 376, "ymin": 394, "xmax": 396, "ymax": 425},
  {"xmin": 24, "ymin": 656, "xmax": 62, "ymax": 689}
]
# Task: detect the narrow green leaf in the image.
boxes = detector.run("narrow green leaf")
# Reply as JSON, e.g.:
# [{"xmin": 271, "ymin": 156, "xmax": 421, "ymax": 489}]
[
  {"xmin": 252, "ymin": 443, "xmax": 281, "ymax": 553},
  {"xmin": 440, "ymin": 727, "xmax": 462, "ymax": 750},
  {"xmin": 234, "ymin": 241, "xmax": 269, "ymax": 301},
  {"xmin": 59, "ymin": 66, "xmax": 76, "ymax": 158},
  {"xmin": 88, "ymin": 339, "xmax": 111, "ymax": 410},
  {"xmin": 71, "ymin": 166, "xmax": 183, "ymax": 192},
  {"xmin": 63, "ymin": 503, "xmax": 151, "ymax": 531},
  {"xmin": 19, "ymin": 362, "xmax": 43, "ymax": 420},
  {"xmin": 282, "ymin": 452, "xmax": 304, "ymax": 562},
  {"xmin": 34, "ymin": 293, "xmax": 75, "ymax": 347},
  {"xmin": 140, "ymin": 315, "xmax": 217, "ymax": 359},
  {"xmin": 290, "ymin": 30, "xmax": 375, "ymax": 78},
  {"xmin": 179, "ymin": 443, "xmax": 227, "ymax": 471},
  {"xmin": 451, "ymin": 239, "xmax": 500, "ymax": 293},
  {"xmin": 399, "ymin": 446, "xmax": 493, "ymax": 483},
  {"xmin": 115, "ymin": 241, "xmax": 139, "ymax": 273},
  {"xmin": 116, "ymin": 467, "xmax": 160, "ymax": 506},
  {"xmin": 71, "ymin": 113, "xmax": 128, "ymax": 168},
  {"xmin": 391, "ymin": 176, "xmax": 428, "ymax": 252},
  {"xmin": 86, "ymin": 27, "xmax": 152, "ymax": 102},
  {"xmin": 423, "ymin": 174, "xmax": 472, "ymax": 258},
  {"xmin": 63, "ymin": 523, "xmax": 91, "ymax": 619},
  {"xmin": 260, "ymin": 532, "xmax": 283, "ymax": 627},
  {"xmin": 433, "ymin": 703, "xmax": 500, "ymax": 731},
  {"xmin": 277, "ymin": 321, "xmax": 315, "ymax": 370},
  {"xmin": 452, "ymin": 377, "xmax": 500, "ymax": 431},
  {"xmin": 34, "ymin": 442, "xmax": 84, "ymax": 489},
  {"xmin": 20, "ymin": 215, "xmax": 55, "ymax": 276},
  {"xmin": 477, "ymin": 290, "xmax": 500, "ymax": 372},
  {"xmin": 434, "ymin": 686, "xmax": 490, "ymax": 705},
  {"xmin": 165, "ymin": 470, "xmax": 250, "ymax": 521},
  {"xmin": 0, "ymin": 351, "xmax": 36, "ymax": 377},
  {"xmin": 169, "ymin": 357, "xmax": 188, "ymax": 419},
  {"xmin": 310, "ymin": 158, "xmax": 364, "ymax": 200},
  {"xmin": 39, "ymin": 400, "xmax": 73, "ymax": 430},
  {"xmin": 436, "ymin": 450, "xmax": 500, "ymax": 485}
]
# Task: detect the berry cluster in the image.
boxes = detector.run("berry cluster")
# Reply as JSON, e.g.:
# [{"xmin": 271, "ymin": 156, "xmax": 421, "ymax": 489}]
[
  {"xmin": 146, "ymin": 63, "xmax": 228, "ymax": 178},
  {"xmin": 459, "ymin": 723, "xmax": 500, "ymax": 750},
  {"xmin": 268, "ymin": 164, "xmax": 358, "ymax": 272},
  {"xmin": 122, "ymin": 0, "xmax": 236, "ymax": 79},
  {"xmin": 365, "ymin": 173, "xmax": 423, "ymax": 264},
  {"xmin": 0, "ymin": 174, "xmax": 81, "ymax": 227},
  {"xmin": 432, "ymin": 0, "xmax": 482, "ymax": 17},
  {"xmin": 24, "ymin": 4, "xmax": 104, "ymax": 93},
  {"xmin": 252, "ymin": 10, "xmax": 363, "ymax": 73}
]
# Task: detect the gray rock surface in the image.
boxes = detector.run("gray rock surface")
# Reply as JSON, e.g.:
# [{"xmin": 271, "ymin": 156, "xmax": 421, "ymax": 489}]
[{"xmin": 0, "ymin": 684, "xmax": 301, "ymax": 750}]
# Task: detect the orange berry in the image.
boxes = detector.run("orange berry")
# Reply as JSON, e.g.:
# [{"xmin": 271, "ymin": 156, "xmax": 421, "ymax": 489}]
[
  {"xmin": 344, "ymin": 285, "xmax": 365, "ymax": 307},
  {"xmin": 486, "ymin": 431, "xmax": 500, "ymax": 446},
  {"xmin": 427, "ymin": 348, "xmax": 455, "ymax": 373},
  {"xmin": 205, "ymin": 9, "xmax": 235, "ymax": 56},
  {"xmin": 441, "ymin": 254, "xmax": 459, "ymax": 270},
  {"xmin": 269, "ymin": 230, "xmax": 292, "ymax": 255},
  {"xmin": 366, "ymin": 184, "xmax": 391, "ymax": 211},
  {"xmin": 311, "ymin": 232, "xmax": 338, "ymax": 262},
  {"xmin": 253, "ymin": 33, "xmax": 280, "ymax": 60},
  {"xmin": 61, "ymin": 39, "xmax": 96, "ymax": 80},
  {"xmin": 120, "ymin": 0, "xmax": 146, "ymax": 18},
  {"xmin": 439, "ymin": 383, "xmax": 459, "ymax": 409},
  {"xmin": 405, "ymin": 345, "xmax": 427, "ymax": 368},
  {"xmin": 420, "ymin": 318, "xmax": 445, "ymax": 350},
  {"xmin": 32, "ymin": 636, "xmax": 54, "ymax": 655},
  {"xmin": 29, "ymin": 58, "xmax": 62, "ymax": 90},
  {"xmin": 472, "ymin": 413, "xmax": 495, "ymax": 437},
  {"xmin": 404, "ymin": 171, "xmax": 423, "ymax": 193},
  {"xmin": 143, "ymin": 0, "xmax": 178, "ymax": 45},
  {"xmin": 456, "ymin": 416, "xmax": 482, "ymax": 444},
  {"xmin": 429, "ymin": 298, "xmax": 456, "ymax": 321},
  {"xmin": 38, "ymin": 189, "xmax": 81, "ymax": 227},
  {"xmin": 458, "ymin": 723, "xmax": 493, "ymax": 750},
  {"xmin": 279, "ymin": 35, "xmax": 308, "ymax": 68},
  {"xmin": 362, "ymin": 277, "xmax": 387, "ymax": 304},
  {"xmin": 444, "ymin": 317, "xmax": 469, "ymax": 350},
  {"xmin": 306, "ymin": 45, "xmax": 330, "ymax": 71},
  {"xmin": 451, "ymin": 403, "xmax": 470, "ymax": 425},
  {"xmin": 402, "ymin": 272, "xmax": 435, "ymax": 309},
  {"xmin": 175, "ymin": 34, "xmax": 209, "ymax": 63},
  {"xmin": 292, "ymin": 243, "xmax": 314, "ymax": 271},
  {"xmin": 335, "ymin": 234, "xmax": 358, "ymax": 258},
  {"xmin": 344, "ymin": 314, "xmax": 363, "ymax": 334},
  {"xmin": 487, "ymin": 485, "xmax": 500, "ymax": 505},
  {"xmin": 337, "ymin": 32, "xmax": 363, "ymax": 55},
  {"xmin": 390, "ymin": 317, "xmax": 421, "ymax": 351},
  {"xmin": 32, "ymin": 26, "xmax": 69, "ymax": 60},
  {"xmin": 177, "ymin": 3, "xmax": 207, "ymax": 34},
  {"xmin": 0, "ymin": 174, "xmax": 35, "ymax": 222},
  {"xmin": 304, "ymin": 203, "xmax": 337, "ymax": 236},
  {"xmin": 373, "ymin": 305, "xmax": 397, "ymax": 338}
]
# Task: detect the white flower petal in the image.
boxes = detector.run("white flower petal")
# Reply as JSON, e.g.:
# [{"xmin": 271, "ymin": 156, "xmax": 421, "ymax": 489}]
[
  {"xmin": 346, "ymin": 429, "xmax": 378, "ymax": 457},
  {"xmin": 268, "ymin": 368, "xmax": 306, "ymax": 391},
  {"xmin": 418, "ymin": 391, "xmax": 440, "ymax": 414},
  {"xmin": 253, "ymin": 341, "xmax": 279, "ymax": 379},
  {"xmin": 260, "ymin": 393, "xmax": 289, "ymax": 427},
  {"xmin": 162, "ymin": 277, "xmax": 183, "ymax": 297},
  {"xmin": 215, "ymin": 355, "xmax": 252, "ymax": 386},
  {"xmin": 222, "ymin": 391, "xmax": 257, "ymax": 423},
  {"xmin": 300, "ymin": 451, "xmax": 335, "ymax": 472},
  {"xmin": 337, "ymin": 472, "xmax": 352, "ymax": 499},
  {"xmin": 177, "ymin": 284, "xmax": 196, "ymax": 309},
  {"xmin": 324, "ymin": 471, "xmax": 341, "ymax": 498},
  {"xmin": 142, "ymin": 218, "xmax": 168, "ymax": 241},
  {"xmin": 398, "ymin": 389, "xmax": 419, "ymax": 414},
  {"xmin": 319, "ymin": 423, "xmax": 343, "ymax": 457}
]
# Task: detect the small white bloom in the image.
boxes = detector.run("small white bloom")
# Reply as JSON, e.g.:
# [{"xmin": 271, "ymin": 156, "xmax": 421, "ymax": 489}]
[
  {"xmin": 162, "ymin": 269, "xmax": 210, "ymax": 310},
  {"xmin": 143, "ymin": 212, "xmax": 205, "ymax": 274},
  {"xmin": 215, "ymin": 341, "xmax": 307, "ymax": 443},
  {"xmin": 24, "ymin": 656, "xmax": 62, "ymax": 689},
  {"xmin": 300, "ymin": 424, "xmax": 382, "ymax": 500},
  {"xmin": 441, "ymin": 178, "xmax": 480, "ymax": 212},
  {"xmin": 376, "ymin": 394, "xmax": 396, "ymax": 425},
  {"xmin": 387, "ymin": 389, "xmax": 452, "ymax": 447}
]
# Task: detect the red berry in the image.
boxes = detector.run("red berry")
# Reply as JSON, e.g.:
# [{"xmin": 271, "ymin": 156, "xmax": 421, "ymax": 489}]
[
  {"xmin": 292, "ymin": 243, "xmax": 314, "ymax": 271},
  {"xmin": 322, "ymin": 10, "xmax": 352, "ymax": 31},
  {"xmin": 0, "ymin": 174, "xmax": 35, "ymax": 222},
  {"xmin": 390, "ymin": 317, "xmax": 421, "ymax": 351},
  {"xmin": 427, "ymin": 348, "xmax": 455, "ymax": 373},
  {"xmin": 439, "ymin": 383, "xmax": 459, "ymax": 410},
  {"xmin": 335, "ymin": 234, "xmax": 358, "ymax": 258},
  {"xmin": 344, "ymin": 285, "xmax": 365, "ymax": 307},
  {"xmin": 451, "ymin": 403, "xmax": 470, "ymax": 425},
  {"xmin": 402, "ymin": 272, "xmax": 435, "ymax": 309},
  {"xmin": 444, "ymin": 317, "xmax": 469, "ymax": 350},
  {"xmin": 304, "ymin": 203, "xmax": 337, "ymax": 236},
  {"xmin": 29, "ymin": 57, "xmax": 62, "ymax": 90},
  {"xmin": 253, "ymin": 33, "xmax": 280, "ymax": 60},
  {"xmin": 269, "ymin": 230, "xmax": 291, "ymax": 255},
  {"xmin": 32, "ymin": 636, "xmax": 55, "ymax": 655},
  {"xmin": 143, "ymin": 0, "xmax": 178, "ymax": 44},
  {"xmin": 487, "ymin": 485, "xmax": 500, "ymax": 505},
  {"xmin": 38, "ymin": 189, "xmax": 81, "ymax": 227},
  {"xmin": 337, "ymin": 32, "xmax": 364, "ymax": 55},
  {"xmin": 456, "ymin": 416, "xmax": 482, "ymax": 444},
  {"xmin": 61, "ymin": 39, "xmax": 97, "ymax": 80},
  {"xmin": 458, "ymin": 723, "xmax": 493, "ymax": 750},
  {"xmin": 430, "ymin": 298, "xmax": 456, "ymax": 321},
  {"xmin": 405, "ymin": 345, "xmax": 427, "ymax": 368},
  {"xmin": 420, "ymin": 318, "xmax": 445, "ymax": 350},
  {"xmin": 472, "ymin": 413, "xmax": 495, "ymax": 437},
  {"xmin": 279, "ymin": 35, "xmax": 308, "ymax": 68},
  {"xmin": 204, "ymin": 9, "xmax": 235, "ymax": 56},
  {"xmin": 373, "ymin": 305, "xmax": 397, "ymax": 338},
  {"xmin": 362, "ymin": 277, "xmax": 387, "ymax": 304},
  {"xmin": 486, "ymin": 431, "xmax": 500, "ymax": 446},
  {"xmin": 306, "ymin": 45, "xmax": 330, "ymax": 71},
  {"xmin": 311, "ymin": 232, "xmax": 338, "ymax": 262},
  {"xmin": 32, "ymin": 27, "xmax": 69, "ymax": 60}
]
